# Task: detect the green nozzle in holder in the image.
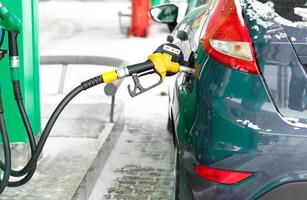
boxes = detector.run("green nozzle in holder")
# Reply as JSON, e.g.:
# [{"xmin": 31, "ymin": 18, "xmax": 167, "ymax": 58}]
[
  {"xmin": 8, "ymin": 31, "xmax": 20, "ymax": 75},
  {"xmin": 0, "ymin": 3, "xmax": 21, "ymax": 33},
  {"xmin": 0, "ymin": 3, "xmax": 21, "ymax": 78}
]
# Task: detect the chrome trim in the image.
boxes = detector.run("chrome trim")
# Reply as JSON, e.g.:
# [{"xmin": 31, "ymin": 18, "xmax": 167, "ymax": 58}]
[
  {"xmin": 116, "ymin": 67, "xmax": 129, "ymax": 79},
  {"xmin": 180, "ymin": 66, "xmax": 195, "ymax": 74}
]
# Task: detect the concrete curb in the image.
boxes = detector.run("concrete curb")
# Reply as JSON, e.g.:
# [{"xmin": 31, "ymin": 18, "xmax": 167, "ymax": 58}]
[{"xmin": 72, "ymin": 105, "xmax": 125, "ymax": 200}]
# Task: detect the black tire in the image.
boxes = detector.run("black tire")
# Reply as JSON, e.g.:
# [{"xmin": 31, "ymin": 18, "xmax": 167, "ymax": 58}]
[
  {"xmin": 175, "ymin": 148, "xmax": 180, "ymax": 200},
  {"xmin": 167, "ymin": 114, "xmax": 176, "ymax": 147},
  {"xmin": 167, "ymin": 115, "xmax": 175, "ymax": 134},
  {"xmin": 175, "ymin": 148, "xmax": 193, "ymax": 200}
]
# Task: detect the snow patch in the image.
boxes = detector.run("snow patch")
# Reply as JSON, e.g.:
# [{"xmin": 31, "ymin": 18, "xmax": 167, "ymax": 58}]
[
  {"xmin": 244, "ymin": 0, "xmax": 307, "ymax": 30},
  {"xmin": 264, "ymin": 34, "xmax": 272, "ymax": 40},
  {"xmin": 252, "ymin": 25, "xmax": 260, "ymax": 31},
  {"xmin": 294, "ymin": 7, "xmax": 307, "ymax": 21},
  {"xmin": 236, "ymin": 119, "xmax": 261, "ymax": 130},
  {"xmin": 274, "ymin": 32, "xmax": 287, "ymax": 40}
]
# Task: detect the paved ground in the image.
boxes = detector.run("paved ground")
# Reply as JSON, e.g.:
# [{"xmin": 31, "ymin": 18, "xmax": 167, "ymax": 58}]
[
  {"xmin": 90, "ymin": 116, "xmax": 175, "ymax": 200},
  {"xmin": 2, "ymin": 101, "xmax": 122, "ymax": 200},
  {"xmin": 38, "ymin": 1, "xmax": 176, "ymax": 199}
]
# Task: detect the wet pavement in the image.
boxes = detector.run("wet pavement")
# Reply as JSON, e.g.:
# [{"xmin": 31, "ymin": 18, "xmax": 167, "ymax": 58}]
[{"xmin": 90, "ymin": 118, "xmax": 175, "ymax": 200}]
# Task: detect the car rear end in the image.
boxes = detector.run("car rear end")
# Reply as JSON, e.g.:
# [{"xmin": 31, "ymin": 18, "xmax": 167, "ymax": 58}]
[{"xmin": 185, "ymin": 0, "xmax": 307, "ymax": 199}]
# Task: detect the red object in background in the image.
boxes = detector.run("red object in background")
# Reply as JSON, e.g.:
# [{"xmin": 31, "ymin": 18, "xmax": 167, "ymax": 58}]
[{"xmin": 129, "ymin": 0, "xmax": 151, "ymax": 37}]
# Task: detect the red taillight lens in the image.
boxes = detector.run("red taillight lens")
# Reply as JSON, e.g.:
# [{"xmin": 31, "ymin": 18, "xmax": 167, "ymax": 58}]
[
  {"xmin": 195, "ymin": 164, "xmax": 253, "ymax": 185},
  {"xmin": 201, "ymin": 0, "xmax": 259, "ymax": 74}
]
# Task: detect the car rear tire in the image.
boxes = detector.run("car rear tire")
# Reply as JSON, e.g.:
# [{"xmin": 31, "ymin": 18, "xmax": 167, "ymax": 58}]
[
  {"xmin": 175, "ymin": 148, "xmax": 188, "ymax": 200},
  {"xmin": 175, "ymin": 148, "xmax": 193, "ymax": 200},
  {"xmin": 167, "ymin": 115, "xmax": 176, "ymax": 147},
  {"xmin": 175, "ymin": 148, "xmax": 180, "ymax": 200},
  {"xmin": 167, "ymin": 115, "xmax": 175, "ymax": 134}
]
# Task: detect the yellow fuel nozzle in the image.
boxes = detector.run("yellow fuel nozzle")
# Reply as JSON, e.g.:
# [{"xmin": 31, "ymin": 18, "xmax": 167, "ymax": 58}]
[
  {"xmin": 148, "ymin": 52, "xmax": 180, "ymax": 81},
  {"xmin": 100, "ymin": 43, "xmax": 187, "ymax": 97},
  {"xmin": 125, "ymin": 43, "xmax": 187, "ymax": 97}
]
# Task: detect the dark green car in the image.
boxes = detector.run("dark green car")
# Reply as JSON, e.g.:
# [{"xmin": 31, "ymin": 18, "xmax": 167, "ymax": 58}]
[{"xmin": 152, "ymin": 0, "xmax": 307, "ymax": 199}]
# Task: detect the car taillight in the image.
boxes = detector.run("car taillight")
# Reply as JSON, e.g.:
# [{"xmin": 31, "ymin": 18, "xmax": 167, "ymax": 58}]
[
  {"xmin": 201, "ymin": 0, "xmax": 259, "ymax": 74},
  {"xmin": 195, "ymin": 164, "xmax": 253, "ymax": 185}
]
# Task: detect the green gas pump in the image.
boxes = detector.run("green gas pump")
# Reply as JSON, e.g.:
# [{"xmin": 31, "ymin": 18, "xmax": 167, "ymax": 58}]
[{"xmin": 0, "ymin": 0, "xmax": 41, "ymax": 170}]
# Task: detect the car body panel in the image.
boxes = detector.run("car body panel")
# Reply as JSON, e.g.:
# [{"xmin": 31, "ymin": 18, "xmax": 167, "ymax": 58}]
[{"xmin": 168, "ymin": 0, "xmax": 307, "ymax": 199}]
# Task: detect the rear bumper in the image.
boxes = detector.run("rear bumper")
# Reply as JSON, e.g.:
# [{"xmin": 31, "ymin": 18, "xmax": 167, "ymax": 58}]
[
  {"xmin": 179, "ymin": 143, "xmax": 307, "ymax": 200},
  {"xmin": 259, "ymin": 181, "xmax": 307, "ymax": 200},
  {"xmin": 184, "ymin": 168, "xmax": 307, "ymax": 200}
]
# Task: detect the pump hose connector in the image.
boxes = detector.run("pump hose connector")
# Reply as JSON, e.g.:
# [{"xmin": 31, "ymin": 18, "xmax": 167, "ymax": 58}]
[{"xmin": 81, "ymin": 75, "xmax": 103, "ymax": 90}]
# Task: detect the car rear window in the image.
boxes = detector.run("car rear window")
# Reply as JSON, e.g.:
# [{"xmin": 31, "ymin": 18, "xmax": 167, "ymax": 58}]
[{"xmin": 246, "ymin": 1, "xmax": 307, "ymax": 126}]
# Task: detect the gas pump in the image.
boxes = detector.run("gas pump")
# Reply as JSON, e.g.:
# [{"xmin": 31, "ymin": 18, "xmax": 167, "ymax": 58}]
[
  {"xmin": 0, "ymin": 3, "xmax": 190, "ymax": 194},
  {"xmin": 0, "ymin": 0, "xmax": 41, "ymax": 192}
]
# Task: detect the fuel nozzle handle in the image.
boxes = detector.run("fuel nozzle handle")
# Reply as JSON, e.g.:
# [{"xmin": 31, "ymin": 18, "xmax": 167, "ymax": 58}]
[
  {"xmin": 0, "ymin": 3, "xmax": 22, "ymax": 33},
  {"xmin": 96, "ymin": 43, "xmax": 187, "ymax": 97},
  {"xmin": 107, "ymin": 43, "xmax": 187, "ymax": 97},
  {"xmin": 126, "ymin": 60, "xmax": 154, "ymax": 75},
  {"xmin": 0, "ymin": 3, "xmax": 21, "ymax": 69},
  {"xmin": 116, "ymin": 43, "xmax": 186, "ymax": 80},
  {"xmin": 0, "ymin": 2, "xmax": 22, "ymax": 68}
]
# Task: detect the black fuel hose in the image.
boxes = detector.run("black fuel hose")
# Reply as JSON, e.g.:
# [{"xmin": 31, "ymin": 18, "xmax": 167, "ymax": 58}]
[
  {"xmin": 0, "ymin": 76, "xmax": 103, "ymax": 177},
  {"xmin": 6, "ymin": 102, "xmax": 37, "ymax": 187},
  {"xmin": 0, "ymin": 81, "xmax": 37, "ymax": 186},
  {"xmin": 0, "ymin": 85, "xmax": 37, "ymax": 188},
  {"xmin": 0, "ymin": 31, "xmax": 38, "ymax": 186},
  {"xmin": 7, "ymin": 82, "xmax": 37, "ymax": 186},
  {"xmin": 8, "ymin": 32, "xmax": 18, "ymax": 57},
  {"xmin": 0, "ymin": 32, "xmax": 105, "ymax": 188},
  {"xmin": 12, "ymin": 81, "xmax": 36, "ymax": 149},
  {"xmin": 0, "ymin": 96, "xmax": 11, "ymax": 193}
]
